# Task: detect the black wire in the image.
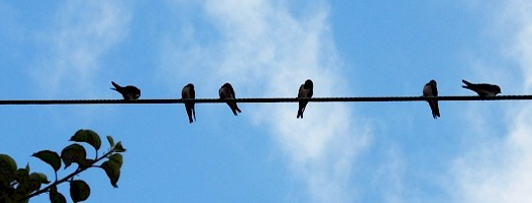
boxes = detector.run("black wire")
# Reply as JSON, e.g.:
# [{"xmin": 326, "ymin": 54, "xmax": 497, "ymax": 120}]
[{"xmin": 0, "ymin": 95, "xmax": 531, "ymax": 105}]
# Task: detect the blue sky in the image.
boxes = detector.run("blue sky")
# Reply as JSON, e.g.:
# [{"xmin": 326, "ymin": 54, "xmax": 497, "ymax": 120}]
[{"xmin": 1, "ymin": 0, "xmax": 532, "ymax": 202}]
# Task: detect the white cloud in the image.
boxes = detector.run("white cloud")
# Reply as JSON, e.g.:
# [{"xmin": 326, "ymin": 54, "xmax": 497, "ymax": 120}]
[
  {"xmin": 161, "ymin": 0, "xmax": 371, "ymax": 201},
  {"xmin": 372, "ymin": 144, "xmax": 406, "ymax": 203},
  {"xmin": 33, "ymin": 1, "xmax": 130, "ymax": 97},
  {"xmin": 450, "ymin": 0, "xmax": 532, "ymax": 201}
]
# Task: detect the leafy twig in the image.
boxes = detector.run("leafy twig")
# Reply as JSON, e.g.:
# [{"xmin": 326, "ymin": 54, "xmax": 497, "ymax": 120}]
[{"xmin": 20, "ymin": 148, "xmax": 116, "ymax": 201}]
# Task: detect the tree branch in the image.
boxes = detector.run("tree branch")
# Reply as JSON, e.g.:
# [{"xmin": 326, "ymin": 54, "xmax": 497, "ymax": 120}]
[{"xmin": 19, "ymin": 148, "xmax": 116, "ymax": 201}]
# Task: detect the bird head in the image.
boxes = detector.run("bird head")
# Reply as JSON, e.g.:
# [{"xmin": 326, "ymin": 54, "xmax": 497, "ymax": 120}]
[
  {"xmin": 187, "ymin": 83, "xmax": 195, "ymax": 90},
  {"xmin": 304, "ymin": 79, "xmax": 313, "ymax": 89},
  {"xmin": 495, "ymin": 86, "xmax": 502, "ymax": 94}
]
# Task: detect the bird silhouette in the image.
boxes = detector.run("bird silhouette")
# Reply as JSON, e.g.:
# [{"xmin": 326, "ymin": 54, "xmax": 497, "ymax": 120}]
[
  {"xmin": 110, "ymin": 81, "xmax": 141, "ymax": 101},
  {"xmin": 297, "ymin": 79, "xmax": 314, "ymax": 119},
  {"xmin": 462, "ymin": 79, "xmax": 501, "ymax": 96},
  {"xmin": 219, "ymin": 83, "xmax": 241, "ymax": 116},
  {"xmin": 182, "ymin": 83, "xmax": 196, "ymax": 123},
  {"xmin": 423, "ymin": 80, "xmax": 440, "ymax": 119}
]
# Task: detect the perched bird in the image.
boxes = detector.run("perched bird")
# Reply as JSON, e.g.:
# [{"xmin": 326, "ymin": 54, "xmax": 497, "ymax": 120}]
[
  {"xmin": 297, "ymin": 79, "xmax": 314, "ymax": 119},
  {"xmin": 219, "ymin": 83, "xmax": 241, "ymax": 116},
  {"xmin": 422, "ymin": 80, "xmax": 440, "ymax": 119},
  {"xmin": 110, "ymin": 81, "xmax": 141, "ymax": 101},
  {"xmin": 462, "ymin": 79, "xmax": 501, "ymax": 96},
  {"xmin": 182, "ymin": 83, "xmax": 196, "ymax": 123}
]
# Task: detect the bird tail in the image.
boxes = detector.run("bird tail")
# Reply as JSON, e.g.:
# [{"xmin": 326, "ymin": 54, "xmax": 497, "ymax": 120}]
[
  {"xmin": 111, "ymin": 81, "xmax": 121, "ymax": 90},
  {"xmin": 187, "ymin": 108, "xmax": 194, "ymax": 123},
  {"xmin": 432, "ymin": 109, "xmax": 440, "ymax": 119},
  {"xmin": 226, "ymin": 102, "xmax": 239, "ymax": 116},
  {"xmin": 461, "ymin": 80, "xmax": 474, "ymax": 90},
  {"xmin": 185, "ymin": 103, "xmax": 195, "ymax": 123},
  {"xmin": 297, "ymin": 109, "xmax": 303, "ymax": 119},
  {"xmin": 192, "ymin": 107, "xmax": 196, "ymax": 122},
  {"xmin": 297, "ymin": 101, "xmax": 308, "ymax": 119},
  {"xmin": 461, "ymin": 79, "xmax": 472, "ymax": 87},
  {"xmin": 431, "ymin": 101, "xmax": 440, "ymax": 119}
]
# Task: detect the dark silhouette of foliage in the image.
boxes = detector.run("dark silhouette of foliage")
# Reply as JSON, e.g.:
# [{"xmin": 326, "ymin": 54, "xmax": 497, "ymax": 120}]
[{"xmin": 0, "ymin": 129, "xmax": 126, "ymax": 202}]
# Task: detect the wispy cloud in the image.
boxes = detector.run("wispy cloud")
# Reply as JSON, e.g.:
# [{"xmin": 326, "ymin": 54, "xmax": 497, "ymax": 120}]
[
  {"xmin": 33, "ymin": 1, "xmax": 130, "ymax": 97},
  {"xmin": 372, "ymin": 144, "xmax": 406, "ymax": 203},
  {"xmin": 161, "ymin": 0, "xmax": 371, "ymax": 201},
  {"xmin": 450, "ymin": 0, "xmax": 532, "ymax": 201}
]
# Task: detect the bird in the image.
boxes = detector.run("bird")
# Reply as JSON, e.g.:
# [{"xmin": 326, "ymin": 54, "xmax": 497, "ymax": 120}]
[
  {"xmin": 422, "ymin": 80, "xmax": 440, "ymax": 119},
  {"xmin": 461, "ymin": 79, "xmax": 501, "ymax": 96},
  {"xmin": 219, "ymin": 83, "xmax": 241, "ymax": 116},
  {"xmin": 182, "ymin": 83, "xmax": 196, "ymax": 123},
  {"xmin": 110, "ymin": 81, "xmax": 141, "ymax": 101},
  {"xmin": 297, "ymin": 79, "xmax": 314, "ymax": 119}
]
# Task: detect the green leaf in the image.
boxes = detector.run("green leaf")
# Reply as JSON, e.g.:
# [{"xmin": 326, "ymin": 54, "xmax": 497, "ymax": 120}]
[
  {"xmin": 70, "ymin": 180, "xmax": 90, "ymax": 202},
  {"xmin": 101, "ymin": 161, "xmax": 120, "ymax": 188},
  {"xmin": 18, "ymin": 172, "xmax": 44, "ymax": 194},
  {"xmin": 14, "ymin": 167, "xmax": 29, "ymax": 183},
  {"xmin": 101, "ymin": 154, "xmax": 123, "ymax": 188},
  {"xmin": 0, "ymin": 154, "xmax": 17, "ymax": 174},
  {"xmin": 33, "ymin": 150, "xmax": 61, "ymax": 172},
  {"xmin": 70, "ymin": 129, "xmax": 102, "ymax": 151},
  {"xmin": 78, "ymin": 158, "xmax": 94, "ymax": 169},
  {"xmin": 108, "ymin": 154, "xmax": 123, "ymax": 168},
  {"xmin": 30, "ymin": 172, "xmax": 50, "ymax": 184},
  {"xmin": 49, "ymin": 185, "xmax": 67, "ymax": 203},
  {"xmin": 12, "ymin": 172, "xmax": 48, "ymax": 198},
  {"xmin": 60, "ymin": 144, "xmax": 87, "ymax": 169},
  {"xmin": 50, "ymin": 184, "xmax": 58, "ymax": 193},
  {"xmin": 113, "ymin": 142, "xmax": 126, "ymax": 153},
  {"xmin": 106, "ymin": 135, "xmax": 115, "ymax": 147}
]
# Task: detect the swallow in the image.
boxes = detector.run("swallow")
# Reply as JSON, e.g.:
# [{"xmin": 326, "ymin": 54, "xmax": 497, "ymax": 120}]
[
  {"xmin": 422, "ymin": 80, "xmax": 440, "ymax": 119},
  {"xmin": 297, "ymin": 79, "xmax": 314, "ymax": 119},
  {"xmin": 110, "ymin": 81, "xmax": 141, "ymax": 101},
  {"xmin": 462, "ymin": 79, "xmax": 501, "ymax": 96},
  {"xmin": 219, "ymin": 83, "xmax": 241, "ymax": 116},
  {"xmin": 182, "ymin": 83, "xmax": 196, "ymax": 123}
]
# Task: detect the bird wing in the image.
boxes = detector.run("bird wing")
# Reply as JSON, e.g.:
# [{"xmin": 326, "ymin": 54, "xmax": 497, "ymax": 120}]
[
  {"xmin": 298, "ymin": 85, "xmax": 305, "ymax": 98},
  {"xmin": 431, "ymin": 84, "xmax": 438, "ymax": 96},
  {"xmin": 423, "ymin": 84, "xmax": 431, "ymax": 96},
  {"xmin": 181, "ymin": 87, "xmax": 189, "ymax": 99},
  {"xmin": 219, "ymin": 87, "xmax": 225, "ymax": 98},
  {"xmin": 228, "ymin": 86, "xmax": 236, "ymax": 98}
]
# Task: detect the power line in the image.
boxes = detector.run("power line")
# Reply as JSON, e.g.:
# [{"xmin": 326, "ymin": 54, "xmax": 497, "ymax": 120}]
[{"xmin": 0, "ymin": 95, "xmax": 531, "ymax": 105}]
